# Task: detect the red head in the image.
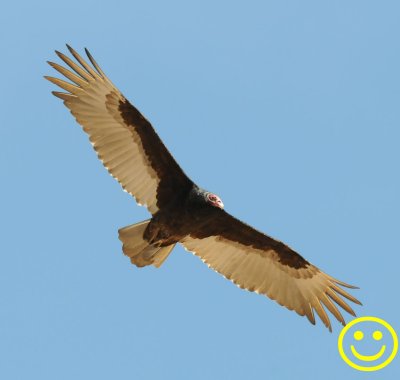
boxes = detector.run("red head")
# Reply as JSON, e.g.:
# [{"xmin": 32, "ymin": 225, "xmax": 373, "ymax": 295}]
[{"xmin": 206, "ymin": 192, "xmax": 224, "ymax": 209}]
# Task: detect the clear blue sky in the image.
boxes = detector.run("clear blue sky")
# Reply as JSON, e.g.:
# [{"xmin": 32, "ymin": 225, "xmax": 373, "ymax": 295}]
[{"xmin": 1, "ymin": 1, "xmax": 399, "ymax": 379}]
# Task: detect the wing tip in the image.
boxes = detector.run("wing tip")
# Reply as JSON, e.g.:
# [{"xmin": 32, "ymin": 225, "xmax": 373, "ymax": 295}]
[
  {"xmin": 51, "ymin": 91, "xmax": 76, "ymax": 100},
  {"xmin": 65, "ymin": 43, "xmax": 73, "ymax": 52},
  {"xmin": 55, "ymin": 49, "xmax": 65, "ymax": 60},
  {"xmin": 329, "ymin": 274, "xmax": 360, "ymax": 289}
]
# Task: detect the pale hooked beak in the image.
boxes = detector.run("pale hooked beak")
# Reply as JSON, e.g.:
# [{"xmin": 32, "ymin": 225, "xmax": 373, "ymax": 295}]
[{"xmin": 217, "ymin": 200, "xmax": 224, "ymax": 209}]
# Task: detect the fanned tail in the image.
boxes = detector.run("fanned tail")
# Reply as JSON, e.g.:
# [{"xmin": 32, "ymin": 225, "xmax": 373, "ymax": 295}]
[{"xmin": 118, "ymin": 220, "xmax": 175, "ymax": 268}]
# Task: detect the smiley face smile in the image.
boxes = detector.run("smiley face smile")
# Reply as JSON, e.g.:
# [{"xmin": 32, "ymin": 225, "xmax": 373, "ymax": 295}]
[{"xmin": 350, "ymin": 344, "xmax": 386, "ymax": 361}]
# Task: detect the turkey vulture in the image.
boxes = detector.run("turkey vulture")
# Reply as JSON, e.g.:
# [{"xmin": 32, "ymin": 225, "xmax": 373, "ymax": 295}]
[{"xmin": 45, "ymin": 45, "xmax": 361, "ymax": 331}]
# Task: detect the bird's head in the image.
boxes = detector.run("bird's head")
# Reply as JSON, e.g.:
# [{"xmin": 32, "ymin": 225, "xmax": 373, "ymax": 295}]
[{"xmin": 205, "ymin": 192, "xmax": 224, "ymax": 210}]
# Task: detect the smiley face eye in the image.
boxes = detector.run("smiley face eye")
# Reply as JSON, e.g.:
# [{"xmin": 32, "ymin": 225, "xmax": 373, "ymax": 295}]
[
  {"xmin": 373, "ymin": 330, "xmax": 383, "ymax": 341},
  {"xmin": 354, "ymin": 330, "xmax": 364, "ymax": 340}
]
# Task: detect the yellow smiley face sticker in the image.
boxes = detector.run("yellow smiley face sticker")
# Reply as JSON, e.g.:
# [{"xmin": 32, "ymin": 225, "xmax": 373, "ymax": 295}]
[{"xmin": 338, "ymin": 316, "xmax": 398, "ymax": 371}]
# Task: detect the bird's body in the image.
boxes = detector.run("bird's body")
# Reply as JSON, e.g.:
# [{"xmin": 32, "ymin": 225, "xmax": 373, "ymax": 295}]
[
  {"xmin": 46, "ymin": 45, "xmax": 361, "ymax": 331},
  {"xmin": 145, "ymin": 186, "xmax": 216, "ymax": 245}
]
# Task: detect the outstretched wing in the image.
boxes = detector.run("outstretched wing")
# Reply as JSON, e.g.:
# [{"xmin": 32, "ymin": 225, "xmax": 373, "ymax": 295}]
[
  {"xmin": 181, "ymin": 210, "xmax": 361, "ymax": 331},
  {"xmin": 45, "ymin": 45, "xmax": 193, "ymax": 214}
]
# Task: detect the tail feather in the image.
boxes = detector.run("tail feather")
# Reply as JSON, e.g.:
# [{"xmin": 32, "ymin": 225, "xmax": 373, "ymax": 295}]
[
  {"xmin": 149, "ymin": 244, "xmax": 175, "ymax": 268},
  {"xmin": 118, "ymin": 220, "xmax": 175, "ymax": 268}
]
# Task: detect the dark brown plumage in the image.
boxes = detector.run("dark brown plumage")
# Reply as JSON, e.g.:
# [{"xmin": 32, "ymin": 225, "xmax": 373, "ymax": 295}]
[{"xmin": 46, "ymin": 45, "xmax": 361, "ymax": 331}]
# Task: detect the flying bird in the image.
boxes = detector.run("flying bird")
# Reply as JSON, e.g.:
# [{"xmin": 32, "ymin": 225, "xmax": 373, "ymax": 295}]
[{"xmin": 46, "ymin": 45, "xmax": 361, "ymax": 331}]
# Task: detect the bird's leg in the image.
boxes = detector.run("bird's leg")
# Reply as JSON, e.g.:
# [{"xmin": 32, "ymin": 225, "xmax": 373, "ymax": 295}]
[
  {"xmin": 145, "ymin": 215, "xmax": 174, "ymax": 243},
  {"xmin": 143, "ymin": 219, "xmax": 161, "ymax": 245}
]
